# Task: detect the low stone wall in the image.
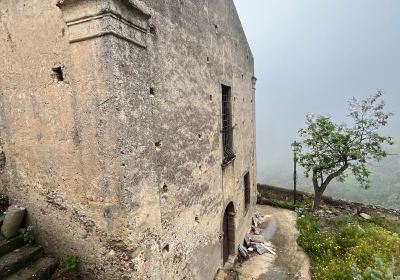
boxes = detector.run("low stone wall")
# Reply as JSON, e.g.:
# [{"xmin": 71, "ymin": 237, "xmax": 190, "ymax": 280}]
[
  {"xmin": 257, "ymin": 184, "xmax": 400, "ymax": 217},
  {"xmin": 257, "ymin": 184, "xmax": 308, "ymax": 202}
]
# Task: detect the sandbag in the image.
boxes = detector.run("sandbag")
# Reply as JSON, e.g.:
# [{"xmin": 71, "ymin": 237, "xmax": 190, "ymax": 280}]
[{"xmin": 1, "ymin": 205, "xmax": 26, "ymax": 239}]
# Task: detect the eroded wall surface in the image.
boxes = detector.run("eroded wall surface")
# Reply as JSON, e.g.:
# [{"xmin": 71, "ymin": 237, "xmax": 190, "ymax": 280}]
[{"xmin": 0, "ymin": 0, "xmax": 256, "ymax": 279}]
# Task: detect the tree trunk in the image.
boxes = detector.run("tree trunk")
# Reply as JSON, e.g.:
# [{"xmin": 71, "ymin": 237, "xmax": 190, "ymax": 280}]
[
  {"xmin": 311, "ymin": 164, "xmax": 349, "ymax": 211},
  {"xmin": 313, "ymin": 189, "xmax": 323, "ymax": 210}
]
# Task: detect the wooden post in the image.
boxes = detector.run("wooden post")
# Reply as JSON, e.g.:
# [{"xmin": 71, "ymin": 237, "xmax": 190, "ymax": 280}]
[{"xmin": 292, "ymin": 141, "xmax": 298, "ymax": 206}]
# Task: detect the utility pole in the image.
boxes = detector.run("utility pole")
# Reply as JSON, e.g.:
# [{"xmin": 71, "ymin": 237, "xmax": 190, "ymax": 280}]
[{"xmin": 291, "ymin": 141, "xmax": 298, "ymax": 206}]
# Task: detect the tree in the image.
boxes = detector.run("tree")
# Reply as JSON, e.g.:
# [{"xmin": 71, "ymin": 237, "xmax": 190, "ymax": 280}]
[{"xmin": 297, "ymin": 90, "xmax": 393, "ymax": 210}]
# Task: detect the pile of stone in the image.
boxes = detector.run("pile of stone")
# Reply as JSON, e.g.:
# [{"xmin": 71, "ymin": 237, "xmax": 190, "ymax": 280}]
[{"xmin": 238, "ymin": 213, "xmax": 276, "ymax": 259}]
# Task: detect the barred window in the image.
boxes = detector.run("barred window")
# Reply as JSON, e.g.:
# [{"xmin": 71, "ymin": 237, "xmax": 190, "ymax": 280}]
[
  {"xmin": 221, "ymin": 85, "xmax": 235, "ymax": 165},
  {"xmin": 244, "ymin": 172, "xmax": 250, "ymax": 212}
]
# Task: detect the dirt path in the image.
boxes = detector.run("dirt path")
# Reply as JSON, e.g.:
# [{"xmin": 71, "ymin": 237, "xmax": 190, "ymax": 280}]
[{"xmin": 237, "ymin": 205, "xmax": 311, "ymax": 280}]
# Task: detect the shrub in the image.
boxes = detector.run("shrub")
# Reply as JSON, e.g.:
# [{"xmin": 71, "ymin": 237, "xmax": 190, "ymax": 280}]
[{"xmin": 353, "ymin": 258, "xmax": 400, "ymax": 280}]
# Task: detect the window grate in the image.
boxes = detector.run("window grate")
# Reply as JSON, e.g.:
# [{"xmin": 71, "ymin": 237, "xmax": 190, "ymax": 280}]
[
  {"xmin": 244, "ymin": 172, "xmax": 250, "ymax": 212},
  {"xmin": 222, "ymin": 85, "xmax": 235, "ymax": 164}
]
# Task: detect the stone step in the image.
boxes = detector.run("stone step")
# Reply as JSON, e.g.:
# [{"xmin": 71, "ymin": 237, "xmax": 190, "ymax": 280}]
[
  {"xmin": 0, "ymin": 244, "xmax": 43, "ymax": 277},
  {"xmin": 5, "ymin": 257, "xmax": 59, "ymax": 280},
  {"xmin": 0, "ymin": 234, "xmax": 26, "ymax": 257}
]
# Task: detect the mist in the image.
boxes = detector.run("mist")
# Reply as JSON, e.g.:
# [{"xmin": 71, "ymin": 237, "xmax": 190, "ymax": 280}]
[{"xmin": 233, "ymin": 0, "xmax": 400, "ymax": 208}]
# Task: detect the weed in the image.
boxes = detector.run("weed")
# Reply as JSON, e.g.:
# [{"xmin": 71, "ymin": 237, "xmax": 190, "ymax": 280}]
[
  {"xmin": 64, "ymin": 255, "xmax": 80, "ymax": 272},
  {"xmin": 258, "ymin": 193, "xmax": 313, "ymax": 213},
  {"xmin": 228, "ymin": 267, "xmax": 240, "ymax": 280},
  {"xmin": 258, "ymin": 197, "xmax": 296, "ymax": 210},
  {"xmin": 0, "ymin": 193, "xmax": 8, "ymax": 205},
  {"xmin": 0, "ymin": 193, "xmax": 9, "ymax": 215},
  {"xmin": 23, "ymin": 226, "xmax": 35, "ymax": 243}
]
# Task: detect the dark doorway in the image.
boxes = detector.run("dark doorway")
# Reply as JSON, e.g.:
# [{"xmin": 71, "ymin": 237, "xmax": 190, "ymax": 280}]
[{"xmin": 222, "ymin": 202, "xmax": 235, "ymax": 265}]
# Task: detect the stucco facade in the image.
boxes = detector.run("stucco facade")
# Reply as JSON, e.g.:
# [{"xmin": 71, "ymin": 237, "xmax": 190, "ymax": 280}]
[{"xmin": 0, "ymin": 0, "xmax": 256, "ymax": 279}]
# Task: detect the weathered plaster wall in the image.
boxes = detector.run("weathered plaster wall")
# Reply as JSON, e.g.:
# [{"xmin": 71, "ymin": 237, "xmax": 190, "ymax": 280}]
[
  {"xmin": 0, "ymin": 0, "xmax": 162, "ymax": 278},
  {"xmin": 0, "ymin": 0, "xmax": 256, "ymax": 279},
  {"xmin": 144, "ymin": 1, "xmax": 256, "ymax": 279}
]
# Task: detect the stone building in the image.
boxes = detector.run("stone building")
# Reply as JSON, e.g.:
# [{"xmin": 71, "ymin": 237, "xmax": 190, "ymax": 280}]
[{"xmin": 0, "ymin": 0, "xmax": 256, "ymax": 279}]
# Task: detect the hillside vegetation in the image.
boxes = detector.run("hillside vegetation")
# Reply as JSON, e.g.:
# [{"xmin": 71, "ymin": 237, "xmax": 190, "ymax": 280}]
[
  {"xmin": 297, "ymin": 210, "xmax": 400, "ymax": 279},
  {"xmin": 260, "ymin": 196, "xmax": 400, "ymax": 279}
]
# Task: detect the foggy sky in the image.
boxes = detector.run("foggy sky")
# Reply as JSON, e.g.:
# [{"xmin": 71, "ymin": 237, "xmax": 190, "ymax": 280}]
[{"xmin": 233, "ymin": 0, "xmax": 400, "ymax": 185}]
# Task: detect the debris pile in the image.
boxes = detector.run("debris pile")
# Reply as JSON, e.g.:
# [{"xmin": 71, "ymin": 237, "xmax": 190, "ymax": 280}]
[{"xmin": 238, "ymin": 212, "xmax": 276, "ymax": 259}]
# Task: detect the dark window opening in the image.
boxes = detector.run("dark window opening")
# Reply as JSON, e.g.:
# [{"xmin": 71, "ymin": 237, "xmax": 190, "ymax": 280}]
[
  {"xmin": 149, "ymin": 25, "xmax": 156, "ymax": 34},
  {"xmin": 244, "ymin": 172, "xmax": 251, "ymax": 213},
  {"xmin": 221, "ymin": 85, "xmax": 235, "ymax": 165},
  {"xmin": 162, "ymin": 244, "xmax": 169, "ymax": 253},
  {"xmin": 52, "ymin": 66, "xmax": 64, "ymax": 82}
]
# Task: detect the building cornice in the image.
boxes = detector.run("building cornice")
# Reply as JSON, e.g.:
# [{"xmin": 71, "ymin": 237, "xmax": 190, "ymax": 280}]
[
  {"xmin": 56, "ymin": 0, "xmax": 151, "ymax": 17},
  {"xmin": 57, "ymin": 0, "xmax": 150, "ymax": 47}
]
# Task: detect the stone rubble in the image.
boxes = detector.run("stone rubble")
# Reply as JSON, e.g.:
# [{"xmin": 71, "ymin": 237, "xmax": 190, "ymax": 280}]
[
  {"xmin": 240, "ymin": 212, "xmax": 277, "ymax": 259},
  {"xmin": 359, "ymin": 213, "xmax": 372, "ymax": 220}
]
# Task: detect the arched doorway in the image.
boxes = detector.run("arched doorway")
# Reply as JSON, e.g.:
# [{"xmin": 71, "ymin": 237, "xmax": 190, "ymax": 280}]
[{"xmin": 222, "ymin": 202, "xmax": 235, "ymax": 265}]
